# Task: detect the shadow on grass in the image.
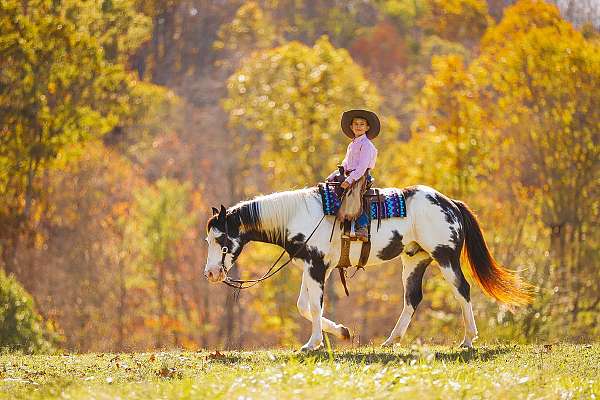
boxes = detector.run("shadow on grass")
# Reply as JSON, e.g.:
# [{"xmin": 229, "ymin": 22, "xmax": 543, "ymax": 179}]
[{"xmin": 291, "ymin": 346, "xmax": 512, "ymax": 365}]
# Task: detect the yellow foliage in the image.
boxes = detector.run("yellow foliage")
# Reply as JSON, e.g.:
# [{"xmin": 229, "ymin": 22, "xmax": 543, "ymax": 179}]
[
  {"xmin": 224, "ymin": 36, "xmax": 388, "ymax": 188},
  {"xmin": 421, "ymin": 0, "xmax": 492, "ymax": 45}
]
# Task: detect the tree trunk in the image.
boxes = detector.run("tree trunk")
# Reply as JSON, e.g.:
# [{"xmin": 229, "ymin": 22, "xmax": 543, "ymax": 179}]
[
  {"xmin": 117, "ymin": 257, "xmax": 126, "ymax": 351},
  {"xmin": 156, "ymin": 261, "xmax": 166, "ymax": 348}
]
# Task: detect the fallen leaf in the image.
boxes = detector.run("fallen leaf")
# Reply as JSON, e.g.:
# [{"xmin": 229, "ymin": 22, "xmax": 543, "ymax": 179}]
[
  {"xmin": 157, "ymin": 366, "xmax": 177, "ymax": 379},
  {"xmin": 149, "ymin": 354, "xmax": 156, "ymax": 362},
  {"xmin": 206, "ymin": 350, "xmax": 225, "ymax": 360}
]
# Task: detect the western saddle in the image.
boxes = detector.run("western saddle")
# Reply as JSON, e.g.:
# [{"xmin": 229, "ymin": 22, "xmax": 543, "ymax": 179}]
[{"xmin": 326, "ymin": 166, "xmax": 386, "ymax": 295}]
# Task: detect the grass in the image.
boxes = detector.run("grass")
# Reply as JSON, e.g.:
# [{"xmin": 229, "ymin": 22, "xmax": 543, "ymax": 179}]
[{"xmin": 0, "ymin": 343, "xmax": 598, "ymax": 399}]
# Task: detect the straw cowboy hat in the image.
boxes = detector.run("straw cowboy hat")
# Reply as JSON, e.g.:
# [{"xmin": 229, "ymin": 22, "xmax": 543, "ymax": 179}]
[{"xmin": 340, "ymin": 109, "xmax": 381, "ymax": 140}]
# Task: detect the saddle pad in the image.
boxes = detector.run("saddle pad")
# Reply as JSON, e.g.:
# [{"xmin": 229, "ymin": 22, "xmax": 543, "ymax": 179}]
[{"xmin": 317, "ymin": 183, "xmax": 407, "ymax": 219}]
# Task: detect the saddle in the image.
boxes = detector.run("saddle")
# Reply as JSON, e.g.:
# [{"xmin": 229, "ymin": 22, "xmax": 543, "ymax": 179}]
[{"xmin": 325, "ymin": 166, "xmax": 387, "ymax": 296}]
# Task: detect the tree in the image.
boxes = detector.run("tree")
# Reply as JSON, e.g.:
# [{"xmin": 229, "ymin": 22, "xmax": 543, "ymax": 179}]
[
  {"xmin": 214, "ymin": 2, "xmax": 278, "ymax": 71},
  {"xmin": 420, "ymin": 0, "xmax": 492, "ymax": 47},
  {"xmin": 402, "ymin": 0, "xmax": 600, "ymax": 338},
  {"xmin": 475, "ymin": 0, "xmax": 599, "ymax": 328},
  {"xmin": 350, "ymin": 21, "xmax": 409, "ymax": 77},
  {"xmin": 131, "ymin": 178, "xmax": 198, "ymax": 348},
  {"xmin": 0, "ymin": 0, "xmax": 148, "ymax": 274},
  {"xmin": 224, "ymin": 35, "xmax": 385, "ymax": 188},
  {"xmin": 377, "ymin": 0, "xmax": 427, "ymax": 35},
  {"xmin": 0, "ymin": 269, "xmax": 55, "ymax": 353},
  {"xmin": 266, "ymin": 0, "xmax": 377, "ymax": 48},
  {"xmin": 402, "ymin": 54, "xmax": 489, "ymax": 198}
]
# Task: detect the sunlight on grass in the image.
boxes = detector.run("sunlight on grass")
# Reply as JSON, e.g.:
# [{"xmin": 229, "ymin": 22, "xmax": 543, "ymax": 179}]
[{"xmin": 0, "ymin": 344, "xmax": 598, "ymax": 399}]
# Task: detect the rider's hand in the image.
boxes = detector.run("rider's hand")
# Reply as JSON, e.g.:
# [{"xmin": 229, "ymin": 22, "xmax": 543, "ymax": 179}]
[{"xmin": 340, "ymin": 181, "xmax": 350, "ymax": 189}]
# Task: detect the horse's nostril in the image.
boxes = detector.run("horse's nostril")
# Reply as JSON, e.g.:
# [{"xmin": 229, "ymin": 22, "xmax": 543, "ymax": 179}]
[{"xmin": 207, "ymin": 271, "xmax": 213, "ymax": 279}]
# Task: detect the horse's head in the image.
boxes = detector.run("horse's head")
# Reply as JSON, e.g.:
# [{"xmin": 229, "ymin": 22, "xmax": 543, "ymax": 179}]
[{"xmin": 204, "ymin": 205, "xmax": 246, "ymax": 283}]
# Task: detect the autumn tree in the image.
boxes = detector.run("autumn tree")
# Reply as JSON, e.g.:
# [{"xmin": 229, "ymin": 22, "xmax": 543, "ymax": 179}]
[
  {"xmin": 420, "ymin": 0, "xmax": 492, "ymax": 47},
  {"xmin": 131, "ymin": 178, "xmax": 198, "ymax": 348},
  {"xmin": 377, "ymin": 0, "xmax": 427, "ymax": 35},
  {"xmin": 224, "ymin": 35, "xmax": 385, "ymax": 188},
  {"xmin": 265, "ymin": 0, "xmax": 378, "ymax": 47},
  {"xmin": 350, "ymin": 21, "xmax": 409, "ymax": 77},
  {"xmin": 0, "ymin": 269, "xmax": 56, "ymax": 353},
  {"xmin": 399, "ymin": 0, "xmax": 599, "ymax": 340},
  {"xmin": 403, "ymin": 54, "xmax": 488, "ymax": 198},
  {"xmin": 475, "ymin": 0, "xmax": 600, "ymax": 330},
  {"xmin": 0, "ymin": 0, "xmax": 154, "ymax": 274}
]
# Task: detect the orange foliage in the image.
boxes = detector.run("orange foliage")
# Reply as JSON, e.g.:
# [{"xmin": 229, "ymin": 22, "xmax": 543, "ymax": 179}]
[{"xmin": 350, "ymin": 21, "xmax": 408, "ymax": 76}]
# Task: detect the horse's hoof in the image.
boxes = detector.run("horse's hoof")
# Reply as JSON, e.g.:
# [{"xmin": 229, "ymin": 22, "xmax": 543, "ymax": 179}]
[
  {"xmin": 459, "ymin": 341, "xmax": 474, "ymax": 349},
  {"xmin": 340, "ymin": 326, "xmax": 351, "ymax": 340},
  {"xmin": 301, "ymin": 343, "xmax": 323, "ymax": 352},
  {"xmin": 381, "ymin": 340, "xmax": 394, "ymax": 348}
]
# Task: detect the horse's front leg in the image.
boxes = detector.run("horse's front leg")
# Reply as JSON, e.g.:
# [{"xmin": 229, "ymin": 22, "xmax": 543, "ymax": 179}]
[
  {"xmin": 297, "ymin": 270, "xmax": 350, "ymax": 344},
  {"xmin": 300, "ymin": 262, "xmax": 325, "ymax": 351}
]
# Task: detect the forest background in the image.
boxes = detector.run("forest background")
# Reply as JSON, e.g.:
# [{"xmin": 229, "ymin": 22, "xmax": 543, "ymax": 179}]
[{"xmin": 0, "ymin": 0, "xmax": 598, "ymax": 352}]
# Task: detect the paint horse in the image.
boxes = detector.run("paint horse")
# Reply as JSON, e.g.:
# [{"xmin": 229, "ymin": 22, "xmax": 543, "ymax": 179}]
[{"xmin": 204, "ymin": 185, "xmax": 532, "ymax": 351}]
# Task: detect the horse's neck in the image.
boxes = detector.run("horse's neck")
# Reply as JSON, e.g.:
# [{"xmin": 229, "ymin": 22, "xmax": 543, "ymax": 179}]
[
  {"xmin": 239, "ymin": 189, "xmax": 321, "ymax": 248},
  {"xmin": 241, "ymin": 226, "xmax": 286, "ymax": 248}
]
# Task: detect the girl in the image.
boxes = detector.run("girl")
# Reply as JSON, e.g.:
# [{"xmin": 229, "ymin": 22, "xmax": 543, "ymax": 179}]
[{"xmin": 327, "ymin": 109, "xmax": 380, "ymax": 241}]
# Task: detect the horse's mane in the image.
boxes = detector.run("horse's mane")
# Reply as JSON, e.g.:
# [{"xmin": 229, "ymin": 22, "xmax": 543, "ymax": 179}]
[{"xmin": 231, "ymin": 187, "xmax": 319, "ymax": 243}]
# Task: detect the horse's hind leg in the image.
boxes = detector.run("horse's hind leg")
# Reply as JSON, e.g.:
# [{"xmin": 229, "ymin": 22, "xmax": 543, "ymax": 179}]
[
  {"xmin": 297, "ymin": 272, "xmax": 351, "ymax": 341},
  {"xmin": 382, "ymin": 251, "xmax": 432, "ymax": 347},
  {"xmin": 433, "ymin": 248, "xmax": 478, "ymax": 347}
]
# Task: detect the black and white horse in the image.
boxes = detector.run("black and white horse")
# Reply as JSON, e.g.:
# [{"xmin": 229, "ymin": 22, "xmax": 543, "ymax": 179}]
[{"xmin": 204, "ymin": 185, "xmax": 532, "ymax": 351}]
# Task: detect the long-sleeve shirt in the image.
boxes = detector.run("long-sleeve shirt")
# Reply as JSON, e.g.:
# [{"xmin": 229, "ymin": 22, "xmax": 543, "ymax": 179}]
[{"xmin": 333, "ymin": 134, "xmax": 378, "ymax": 184}]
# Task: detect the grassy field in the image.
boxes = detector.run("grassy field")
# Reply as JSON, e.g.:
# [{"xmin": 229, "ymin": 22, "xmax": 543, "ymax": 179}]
[{"xmin": 0, "ymin": 343, "xmax": 598, "ymax": 399}]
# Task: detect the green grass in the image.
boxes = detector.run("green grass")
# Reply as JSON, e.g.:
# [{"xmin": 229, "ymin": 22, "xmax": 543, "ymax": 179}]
[{"xmin": 0, "ymin": 343, "xmax": 598, "ymax": 399}]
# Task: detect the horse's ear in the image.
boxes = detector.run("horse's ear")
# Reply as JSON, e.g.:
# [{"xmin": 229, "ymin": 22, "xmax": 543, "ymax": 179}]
[
  {"xmin": 211, "ymin": 207, "xmax": 219, "ymax": 216},
  {"xmin": 218, "ymin": 204, "xmax": 227, "ymax": 221}
]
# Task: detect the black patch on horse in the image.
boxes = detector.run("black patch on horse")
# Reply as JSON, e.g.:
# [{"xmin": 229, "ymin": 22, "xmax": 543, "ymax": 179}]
[
  {"xmin": 236, "ymin": 202, "xmax": 261, "ymax": 231},
  {"xmin": 286, "ymin": 233, "xmax": 328, "ymax": 297},
  {"xmin": 448, "ymin": 225, "xmax": 463, "ymax": 249},
  {"xmin": 208, "ymin": 201, "xmax": 261, "ymax": 236},
  {"xmin": 431, "ymin": 244, "xmax": 470, "ymax": 301},
  {"xmin": 403, "ymin": 186, "xmax": 419, "ymax": 200},
  {"xmin": 377, "ymin": 230, "xmax": 404, "ymax": 260},
  {"xmin": 425, "ymin": 193, "xmax": 459, "ymax": 224},
  {"xmin": 405, "ymin": 256, "xmax": 432, "ymax": 308}
]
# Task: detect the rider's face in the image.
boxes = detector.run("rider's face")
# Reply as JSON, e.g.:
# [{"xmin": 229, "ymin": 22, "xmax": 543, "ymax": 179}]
[{"xmin": 351, "ymin": 118, "xmax": 369, "ymax": 137}]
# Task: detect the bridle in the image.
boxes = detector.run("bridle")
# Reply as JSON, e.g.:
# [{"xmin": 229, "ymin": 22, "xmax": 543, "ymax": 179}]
[
  {"xmin": 218, "ymin": 213, "xmax": 327, "ymax": 290},
  {"xmin": 219, "ymin": 214, "xmax": 231, "ymax": 274}
]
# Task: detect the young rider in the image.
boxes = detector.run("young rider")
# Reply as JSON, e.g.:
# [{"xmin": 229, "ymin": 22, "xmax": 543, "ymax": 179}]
[{"xmin": 327, "ymin": 109, "xmax": 380, "ymax": 241}]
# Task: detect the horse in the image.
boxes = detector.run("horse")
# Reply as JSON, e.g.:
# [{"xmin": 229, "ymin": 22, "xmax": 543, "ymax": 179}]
[{"xmin": 204, "ymin": 185, "xmax": 533, "ymax": 351}]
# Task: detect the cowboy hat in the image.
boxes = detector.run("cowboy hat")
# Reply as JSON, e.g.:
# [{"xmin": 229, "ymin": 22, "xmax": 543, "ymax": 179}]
[{"xmin": 341, "ymin": 109, "xmax": 381, "ymax": 139}]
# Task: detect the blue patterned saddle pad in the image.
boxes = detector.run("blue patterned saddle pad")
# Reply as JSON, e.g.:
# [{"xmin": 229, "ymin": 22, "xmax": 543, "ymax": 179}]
[{"xmin": 317, "ymin": 183, "xmax": 407, "ymax": 219}]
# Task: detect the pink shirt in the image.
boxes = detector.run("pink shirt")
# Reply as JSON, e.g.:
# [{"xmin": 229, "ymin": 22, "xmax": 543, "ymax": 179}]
[{"xmin": 341, "ymin": 134, "xmax": 378, "ymax": 184}]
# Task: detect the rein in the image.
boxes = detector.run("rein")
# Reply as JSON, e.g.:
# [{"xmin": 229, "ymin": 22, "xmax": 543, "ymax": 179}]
[{"xmin": 221, "ymin": 214, "xmax": 327, "ymax": 290}]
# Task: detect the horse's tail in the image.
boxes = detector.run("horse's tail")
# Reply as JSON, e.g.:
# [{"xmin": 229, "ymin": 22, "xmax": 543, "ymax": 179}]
[{"xmin": 453, "ymin": 200, "xmax": 534, "ymax": 307}]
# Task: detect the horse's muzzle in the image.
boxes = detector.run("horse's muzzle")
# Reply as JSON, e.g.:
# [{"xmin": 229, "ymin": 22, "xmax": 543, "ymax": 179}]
[{"xmin": 204, "ymin": 265, "xmax": 226, "ymax": 283}]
